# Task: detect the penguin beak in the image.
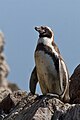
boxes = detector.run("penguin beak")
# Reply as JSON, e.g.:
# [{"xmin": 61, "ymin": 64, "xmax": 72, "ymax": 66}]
[
  {"xmin": 35, "ymin": 26, "xmax": 41, "ymax": 32},
  {"xmin": 35, "ymin": 26, "xmax": 45, "ymax": 34}
]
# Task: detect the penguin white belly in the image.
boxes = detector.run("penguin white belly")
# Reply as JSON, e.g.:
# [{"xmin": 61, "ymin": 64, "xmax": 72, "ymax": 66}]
[{"xmin": 35, "ymin": 51, "xmax": 62, "ymax": 95}]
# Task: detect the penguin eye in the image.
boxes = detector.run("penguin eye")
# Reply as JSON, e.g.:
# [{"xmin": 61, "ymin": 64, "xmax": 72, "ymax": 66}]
[{"xmin": 41, "ymin": 26, "xmax": 46, "ymax": 33}]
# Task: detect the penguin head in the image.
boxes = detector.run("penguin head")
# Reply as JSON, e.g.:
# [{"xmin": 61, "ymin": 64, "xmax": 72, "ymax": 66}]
[{"xmin": 35, "ymin": 26, "xmax": 54, "ymax": 39}]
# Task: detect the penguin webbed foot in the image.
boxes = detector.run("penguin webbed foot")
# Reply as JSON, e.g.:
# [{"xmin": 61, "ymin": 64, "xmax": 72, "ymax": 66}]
[
  {"xmin": 46, "ymin": 93, "xmax": 59, "ymax": 99},
  {"xmin": 35, "ymin": 94, "xmax": 46, "ymax": 100},
  {"xmin": 36, "ymin": 93, "xmax": 59, "ymax": 100}
]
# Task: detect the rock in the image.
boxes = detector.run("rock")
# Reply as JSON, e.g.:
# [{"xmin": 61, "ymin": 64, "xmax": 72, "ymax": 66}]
[
  {"xmin": 0, "ymin": 86, "xmax": 12, "ymax": 102},
  {"xmin": 0, "ymin": 31, "xmax": 5, "ymax": 53},
  {"xmin": 0, "ymin": 31, "xmax": 10, "ymax": 89},
  {"xmin": 8, "ymin": 82, "xmax": 20, "ymax": 92},
  {"xmin": 69, "ymin": 64, "xmax": 80, "ymax": 103},
  {"xmin": 0, "ymin": 91, "xmax": 79, "ymax": 120},
  {"xmin": 0, "ymin": 94, "xmax": 15, "ymax": 114}
]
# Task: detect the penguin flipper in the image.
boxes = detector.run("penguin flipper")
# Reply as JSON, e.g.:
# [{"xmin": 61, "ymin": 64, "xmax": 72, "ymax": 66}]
[{"xmin": 29, "ymin": 66, "xmax": 38, "ymax": 94}]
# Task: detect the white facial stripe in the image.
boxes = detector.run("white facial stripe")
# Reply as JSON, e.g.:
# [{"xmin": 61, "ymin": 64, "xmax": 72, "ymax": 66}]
[
  {"xmin": 46, "ymin": 26, "xmax": 53, "ymax": 32},
  {"xmin": 45, "ymin": 26, "xmax": 54, "ymax": 37},
  {"xmin": 38, "ymin": 37, "xmax": 59, "ymax": 57}
]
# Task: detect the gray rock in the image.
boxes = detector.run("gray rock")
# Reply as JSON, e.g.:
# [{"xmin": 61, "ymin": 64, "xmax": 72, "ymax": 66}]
[
  {"xmin": 0, "ymin": 91, "xmax": 79, "ymax": 120},
  {"xmin": 70, "ymin": 64, "xmax": 80, "ymax": 103}
]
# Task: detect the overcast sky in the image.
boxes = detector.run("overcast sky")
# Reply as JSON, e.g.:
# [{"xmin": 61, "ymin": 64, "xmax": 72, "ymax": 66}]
[{"xmin": 0, "ymin": 0, "xmax": 80, "ymax": 93}]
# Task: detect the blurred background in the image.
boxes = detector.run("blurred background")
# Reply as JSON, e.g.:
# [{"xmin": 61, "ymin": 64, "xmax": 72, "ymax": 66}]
[{"xmin": 0, "ymin": 0, "xmax": 80, "ymax": 93}]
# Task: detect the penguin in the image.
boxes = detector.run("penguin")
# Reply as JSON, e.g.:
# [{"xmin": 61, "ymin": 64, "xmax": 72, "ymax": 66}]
[{"xmin": 30, "ymin": 26, "xmax": 70, "ymax": 102}]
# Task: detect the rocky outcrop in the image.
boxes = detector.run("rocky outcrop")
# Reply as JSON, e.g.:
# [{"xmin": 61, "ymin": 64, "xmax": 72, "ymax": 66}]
[
  {"xmin": 69, "ymin": 64, "xmax": 80, "ymax": 104},
  {"xmin": 0, "ymin": 32, "xmax": 10, "ymax": 88},
  {"xmin": 0, "ymin": 90, "xmax": 80, "ymax": 120},
  {"xmin": 0, "ymin": 31, "xmax": 19, "ymax": 103}
]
